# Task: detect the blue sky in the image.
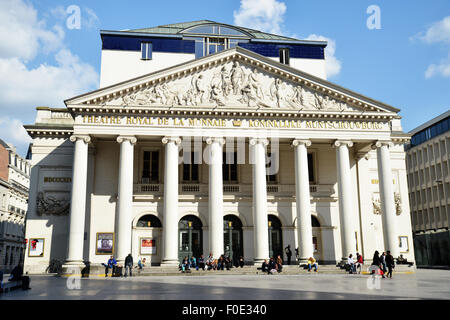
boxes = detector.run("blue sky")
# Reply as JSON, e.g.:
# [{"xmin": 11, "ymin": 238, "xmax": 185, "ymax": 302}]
[{"xmin": 0, "ymin": 0, "xmax": 449, "ymax": 156}]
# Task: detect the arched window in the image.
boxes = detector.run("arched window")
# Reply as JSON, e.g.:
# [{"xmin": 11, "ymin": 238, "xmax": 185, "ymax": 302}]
[
  {"xmin": 311, "ymin": 216, "xmax": 320, "ymax": 227},
  {"xmin": 137, "ymin": 215, "xmax": 162, "ymax": 228}
]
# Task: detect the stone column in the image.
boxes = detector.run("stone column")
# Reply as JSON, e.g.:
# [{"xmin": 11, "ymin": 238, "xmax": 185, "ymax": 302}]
[
  {"xmin": 334, "ymin": 140, "xmax": 357, "ymax": 260},
  {"xmin": 161, "ymin": 136, "xmax": 181, "ymax": 266},
  {"xmin": 66, "ymin": 134, "xmax": 90, "ymax": 266},
  {"xmin": 292, "ymin": 139, "xmax": 313, "ymax": 263},
  {"xmin": 206, "ymin": 137, "xmax": 225, "ymax": 258},
  {"xmin": 250, "ymin": 138, "xmax": 269, "ymax": 264},
  {"xmin": 374, "ymin": 141, "xmax": 399, "ymax": 257},
  {"xmin": 116, "ymin": 136, "xmax": 136, "ymax": 263}
]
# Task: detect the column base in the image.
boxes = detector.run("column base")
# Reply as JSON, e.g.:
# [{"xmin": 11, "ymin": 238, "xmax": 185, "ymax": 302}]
[
  {"xmin": 161, "ymin": 259, "xmax": 179, "ymax": 267},
  {"xmin": 62, "ymin": 261, "xmax": 85, "ymax": 275},
  {"xmin": 253, "ymin": 258, "xmax": 268, "ymax": 265},
  {"xmin": 297, "ymin": 258, "xmax": 310, "ymax": 265}
]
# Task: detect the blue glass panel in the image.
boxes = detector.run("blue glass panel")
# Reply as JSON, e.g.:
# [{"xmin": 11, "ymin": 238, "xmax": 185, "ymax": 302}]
[
  {"xmin": 209, "ymin": 45, "xmax": 216, "ymax": 54},
  {"xmin": 195, "ymin": 41, "xmax": 204, "ymax": 58},
  {"xmin": 185, "ymin": 25, "xmax": 216, "ymax": 34},
  {"xmin": 442, "ymin": 118, "xmax": 449, "ymax": 132},
  {"xmin": 219, "ymin": 26, "xmax": 247, "ymax": 36}
]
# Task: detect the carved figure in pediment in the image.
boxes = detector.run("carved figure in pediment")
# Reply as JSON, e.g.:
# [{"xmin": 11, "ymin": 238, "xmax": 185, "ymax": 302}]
[
  {"xmin": 221, "ymin": 66, "xmax": 233, "ymax": 97},
  {"xmin": 192, "ymin": 74, "xmax": 210, "ymax": 104},
  {"xmin": 313, "ymin": 92, "xmax": 329, "ymax": 110},
  {"xmin": 210, "ymin": 71, "xmax": 226, "ymax": 106},
  {"xmin": 231, "ymin": 61, "xmax": 245, "ymax": 95},
  {"xmin": 240, "ymin": 70, "xmax": 270, "ymax": 108},
  {"xmin": 287, "ymin": 85, "xmax": 305, "ymax": 110},
  {"xmin": 270, "ymin": 78, "xmax": 286, "ymax": 108}
]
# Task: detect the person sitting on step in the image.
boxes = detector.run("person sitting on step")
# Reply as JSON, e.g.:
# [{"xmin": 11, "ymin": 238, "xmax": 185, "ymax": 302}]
[{"xmin": 307, "ymin": 256, "xmax": 318, "ymax": 272}]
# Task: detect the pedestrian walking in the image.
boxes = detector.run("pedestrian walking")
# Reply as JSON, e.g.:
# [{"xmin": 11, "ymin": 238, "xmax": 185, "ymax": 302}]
[
  {"xmin": 124, "ymin": 253, "xmax": 133, "ymax": 277},
  {"xmin": 285, "ymin": 245, "xmax": 292, "ymax": 265},
  {"xmin": 356, "ymin": 252, "xmax": 363, "ymax": 274},
  {"xmin": 385, "ymin": 250, "xmax": 395, "ymax": 278},
  {"xmin": 371, "ymin": 251, "xmax": 385, "ymax": 278}
]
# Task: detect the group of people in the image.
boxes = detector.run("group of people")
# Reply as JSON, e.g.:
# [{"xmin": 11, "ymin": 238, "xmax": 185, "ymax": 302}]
[
  {"xmin": 371, "ymin": 250, "xmax": 395, "ymax": 278},
  {"xmin": 104, "ymin": 254, "xmax": 147, "ymax": 277},
  {"xmin": 344, "ymin": 250, "xmax": 396, "ymax": 278},
  {"xmin": 180, "ymin": 253, "xmax": 245, "ymax": 272},
  {"xmin": 261, "ymin": 255, "xmax": 283, "ymax": 274},
  {"xmin": 346, "ymin": 253, "xmax": 364, "ymax": 274}
]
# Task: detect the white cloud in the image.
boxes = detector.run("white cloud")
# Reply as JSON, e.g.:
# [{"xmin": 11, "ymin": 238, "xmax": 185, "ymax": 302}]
[
  {"xmin": 0, "ymin": 50, "xmax": 98, "ymax": 110},
  {"xmin": 0, "ymin": 0, "xmax": 99, "ymax": 110},
  {"xmin": 305, "ymin": 34, "xmax": 342, "ymax": 78},
  {"xmin": 413, "ymin": 16, "xmax": 450, "ymax": 79},
  {"xmin": 0, "ymin": 117, "xmax": 32, "ymax": 155},
  {"xmin": 0, "ymin": 0, "xmax": 65, "ymax": 61},
  {"xmin": 425, "ymin": 53, "xmax": 450, "ymax": 79},
  {"xmin": 233, "ymin": 0, "xmax": 287, "ymax": 34},
  {"xmin": 417, "ymin": 16, "xmax": 450, "ymax": 44}
]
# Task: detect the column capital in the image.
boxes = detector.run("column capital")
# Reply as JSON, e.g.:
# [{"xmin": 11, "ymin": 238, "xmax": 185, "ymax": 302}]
[
  {"xmin": 162, "ymin": 136, "xmax": 181, "ymax": 145},
  {"xmin": 69, "ymin": 134, "xmax": 91, "ymax": 144},
  {"xmin": 117, "ymin": 135, "xmax": 137, "ymax": 145},
  {"xmin": 249, "ymin": 138, "xmax": 269, "ymax": 146},
  {"xmin": 372, "ymin": 140, "xmax": 394, "ymax": 149},
  {"xmin": 205, "ymin": 137, "xmax": 225, "ymax": 146},
  {"xmin": 333, "ymin": 140, "xmax": 353, "ymax": 148},
  {"xmin": 292, "ymin": 139, "xmax": 311, "ymax": 147}
]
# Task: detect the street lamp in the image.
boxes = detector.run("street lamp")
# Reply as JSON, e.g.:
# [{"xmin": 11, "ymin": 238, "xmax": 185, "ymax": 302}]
[
  {"xmin": 227, "ymin": 221, "xmax": 233, "ymax": 266},
  {"xmin": 268, "ymin": 220, "xmax": 273, "ymax": 258},
  {"xmin": 188, "ymin": 221, "xmax": 193, "ymax": 258}
]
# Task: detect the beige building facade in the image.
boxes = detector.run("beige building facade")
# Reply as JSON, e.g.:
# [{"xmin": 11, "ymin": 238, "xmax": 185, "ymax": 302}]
[{"xmin": 22, "ymin": 22, "xmax": 415, "ymax": 273}]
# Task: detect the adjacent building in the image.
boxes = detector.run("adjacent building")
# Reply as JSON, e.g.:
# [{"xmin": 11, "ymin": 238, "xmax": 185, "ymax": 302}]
[
  {"xmin": 23, "ymin": 21, "xmax": 414, "ymax": 273},
  {"xmin": 406, "ymin": 111, "xmax": 450, "ymax": 266},
  {"xmin": 0, "ymin": 139, "xmax": 31, "ymax": 272}
]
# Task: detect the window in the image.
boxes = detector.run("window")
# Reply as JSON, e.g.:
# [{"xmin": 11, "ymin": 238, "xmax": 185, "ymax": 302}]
[
  {"xmin": 183, "ymin": 152, "xmax": 199, "ymax": 182},
  {"xmin": 266, "ymin": 152, "xmax": 277, "ymax": 183},
  {"xmin": 279, "ymin": 48, "xmax": 290, "ymax": 65},
  {"xmin": 142, "ymin": 151, "xmax": 159, "ymax": 182},
  {"xmin": 141, "ymin": 42, "xmax": 152, "ymax": 60},
  {"xmin": 308, "ymin": 153, "xmax": 315, "ymax": 182},
  {"xmin": 207, "ymin": 37, "xmax": 225, "ymax": 55},
  {"xmin": 223, "ymin": 152, "xmax": 238, "ymax": 182}
]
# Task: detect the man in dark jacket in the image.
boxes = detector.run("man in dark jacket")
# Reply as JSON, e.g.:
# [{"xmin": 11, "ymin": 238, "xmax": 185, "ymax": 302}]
[
  {"xmin": 124, "ymin": 253, "xmax": 133, "ymax": 277},
  {"xmin": 385, "ymin": 251, "xmax": 395, "ymax": 278},
  {"xmin": 285, "ymin": 245, "xmax": 292, "ymax": 265}
]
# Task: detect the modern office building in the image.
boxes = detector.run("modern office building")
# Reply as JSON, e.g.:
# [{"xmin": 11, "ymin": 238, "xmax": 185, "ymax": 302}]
[
  {"xmin": 23, "ymin": 21, "xmax": 414, "ymax": 273},
  {"xmin": 406, "ymin": 111, "xmax": 450, "ymax": 266},
  {"xmin": 0, "ymin": 139, "xmax": 31, "ymax": 272}
]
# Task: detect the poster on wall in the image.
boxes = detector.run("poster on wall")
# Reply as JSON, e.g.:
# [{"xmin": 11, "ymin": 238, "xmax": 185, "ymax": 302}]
[
  {"xmin": 28, "ymin": 238, "xmax": 44, "ymax": 257},
  {"xmin": 96, "ymin": 233, "xmax": 114, "ymax": 255},
  {"xmin": 399, "ymin": 236, "xmax": 409, "ymax": 253},
  {"xmin": 140, "ymin": 238, "xmax": 156, "ymax": 255}
]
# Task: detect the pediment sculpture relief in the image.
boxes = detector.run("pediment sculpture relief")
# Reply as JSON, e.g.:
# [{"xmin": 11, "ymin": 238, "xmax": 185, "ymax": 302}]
[{"xmin": 110, "ymin": 61, "xmax": 359, "ymax": 111}]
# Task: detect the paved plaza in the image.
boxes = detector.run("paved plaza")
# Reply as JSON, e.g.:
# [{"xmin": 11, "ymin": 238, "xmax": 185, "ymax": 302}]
[{"xmin": 1, "ymin": 269, "xmax": 449, "ymax": 300}]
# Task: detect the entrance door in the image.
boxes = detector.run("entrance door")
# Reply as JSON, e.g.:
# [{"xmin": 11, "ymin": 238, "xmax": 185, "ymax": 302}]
[
  {"xmin": 268, "ymin": 215, "xmax": 283, "ymax": 259},
  {"xmin": 178, "ymin": 215, "xmax": 203, "ymax": 262},
  {"xmin": 224, "ymin": 215, "xmax": 244, "ymax": 266}
]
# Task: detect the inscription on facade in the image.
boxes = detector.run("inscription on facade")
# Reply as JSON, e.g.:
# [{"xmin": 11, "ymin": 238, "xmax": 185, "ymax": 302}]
[{"xmin": 81, "ymin": 116, "xmax": 386, "ymax": 131}]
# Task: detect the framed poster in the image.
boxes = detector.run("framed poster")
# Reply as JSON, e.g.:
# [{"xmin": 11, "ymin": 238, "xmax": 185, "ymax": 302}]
[
  {"xmin": 399, "ymin": 236, "xmax": 409, "ymax": 253},
  {"xmin": 28, "ymin": 238, "xmax": 45, "ymax": 257},
  {"xmin": 96, "ymin": 232, "xmax": 114, "ymax": 255},
  {"xmin": 140, "ymin": 238, "xmax": 156, "ymax": 255}
]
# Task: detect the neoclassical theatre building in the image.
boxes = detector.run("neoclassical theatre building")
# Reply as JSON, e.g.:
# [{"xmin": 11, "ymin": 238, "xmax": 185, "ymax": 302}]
[{"xmin": 24, "ymin": 21, "xmax": 415, "ymax": 273}]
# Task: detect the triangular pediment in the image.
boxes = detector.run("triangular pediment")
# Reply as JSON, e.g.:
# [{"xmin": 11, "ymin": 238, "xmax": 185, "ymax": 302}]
[{"xmin": 65, "ymin": 47, "xmax": 399, "ymax": 115}]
